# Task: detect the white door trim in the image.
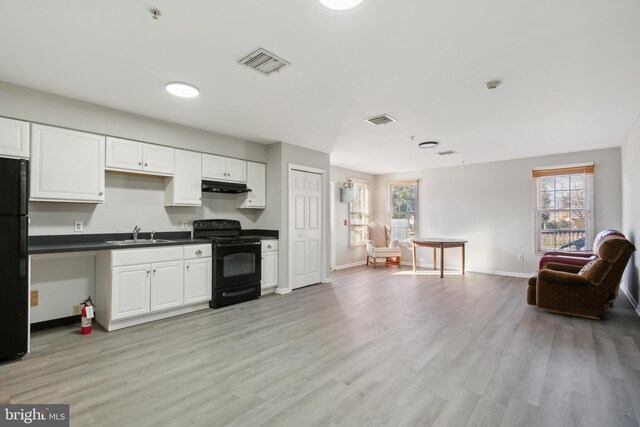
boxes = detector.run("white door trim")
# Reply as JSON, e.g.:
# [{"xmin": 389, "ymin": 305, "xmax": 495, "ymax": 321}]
[
  {"xmin": 286, "ymin": 163, "xmax": 328, "ymax": 292},
  {"xmin": 330, "ymin": 180, "xmax": 336, "ymax": 271}
]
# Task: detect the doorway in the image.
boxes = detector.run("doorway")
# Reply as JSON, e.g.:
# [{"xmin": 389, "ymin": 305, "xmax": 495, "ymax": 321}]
[{"xmin": 289, "ymin": 168, "xmax": 323, "ymax": 289}]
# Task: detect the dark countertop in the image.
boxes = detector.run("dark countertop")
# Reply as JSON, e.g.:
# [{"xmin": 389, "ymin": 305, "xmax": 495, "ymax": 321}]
[{"xmin": 29, "ymin": 232, "xmax": 211, "ymax": 255}]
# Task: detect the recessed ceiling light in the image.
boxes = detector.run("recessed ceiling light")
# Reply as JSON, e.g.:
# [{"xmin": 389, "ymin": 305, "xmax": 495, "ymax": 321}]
[
  {"xmin": 165, "ymin": 82, "xmax": 199, "ymax": 98},
  {"xmin": 318, "ymin": 0, "xmax": 365, "ymax": 11},
  {"xmin": 419, "ymin": 141, "xmax": 439, "ymax": 149},
  {"xmin": 484, "ymin": 80, "xmax": 501, "ymax": 89}
]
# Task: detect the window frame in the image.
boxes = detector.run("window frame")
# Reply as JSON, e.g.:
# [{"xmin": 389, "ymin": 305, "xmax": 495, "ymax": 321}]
[
  {"xmin": 532, "ymin": 163, "xmax": 594, "ymax": 254},
  {"xmin": 348, "ymin": 178, "xmax": 369, "ymax": 247},
  {"xmin": 387, "ymin": 180, "xmax": 419, "ymax": 244}
]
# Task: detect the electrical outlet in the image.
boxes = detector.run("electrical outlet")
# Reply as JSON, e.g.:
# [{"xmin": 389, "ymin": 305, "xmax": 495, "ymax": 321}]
[
  {"xmin": 517, "ymin": 254, "xmax": 524, "ymax": 261},
  {"xmin": 181, "ymin": 221, "xmax": 188, "ymax": 230},
  {"xmin": 74, "ymin": 221, "xmax": 83, "ymax": 232},
  {"xmin": 73, "ymin": 304, "xmax": 82, "ymax": 315}
]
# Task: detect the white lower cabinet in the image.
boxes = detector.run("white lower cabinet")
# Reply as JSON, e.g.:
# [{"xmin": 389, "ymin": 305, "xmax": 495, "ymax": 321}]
[
  {"xmin": 261, "ymin": 239, "xmax": 278, "ymax": 294},
  {"xmin": 112, "ymin": 264, "xmax": 151, "ymax": 320},
  {"xmin": 150, "ymin": 260, "xmax": 184, "ymax": 312},
  {"xmin": 96, "ymin": 244, "xmax": 212, "ymax": 331},
  {"xmin": 184, "ymin": 258, "xmax": 212, "ymax": 304}
]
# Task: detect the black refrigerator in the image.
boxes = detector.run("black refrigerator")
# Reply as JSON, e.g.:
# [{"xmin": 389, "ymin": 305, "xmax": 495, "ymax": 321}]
[{"xmin": 0, "ymin": 157, "xmax": 29, "ymax": 360}]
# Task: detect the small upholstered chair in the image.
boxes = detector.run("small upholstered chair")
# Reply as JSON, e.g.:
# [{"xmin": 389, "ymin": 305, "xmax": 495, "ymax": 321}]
[
  {"xmin": 366, "ymin": 222, "xmax": 401, "ymax": 268},
  {"xmin": 538, "ymin": 229, "xmax": 624, "ymax": 270},
  {"xmin": 528, "ymin": 234, "xmax": 635, "ymax": 319}
]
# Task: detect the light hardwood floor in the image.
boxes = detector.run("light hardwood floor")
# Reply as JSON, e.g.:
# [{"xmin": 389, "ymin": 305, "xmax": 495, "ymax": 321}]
[{"xmin": 2, "ymin": 267, "xmax": 640, "ymax": 427}]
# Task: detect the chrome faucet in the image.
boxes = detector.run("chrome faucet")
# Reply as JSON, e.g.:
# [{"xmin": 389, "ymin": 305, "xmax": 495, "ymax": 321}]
[
  {"xmin": 133, "ymin": 226, "xmax": 141, "ymax": 240},
  {"xmin": 150, "ymin": 231, "xmax": 155, "ymax": 241}
]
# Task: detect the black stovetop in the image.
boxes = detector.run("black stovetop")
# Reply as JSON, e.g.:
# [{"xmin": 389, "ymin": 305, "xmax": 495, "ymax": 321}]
[{"xmin": 193, "ymin": 219, "xmax": 260, "ymax": 244}]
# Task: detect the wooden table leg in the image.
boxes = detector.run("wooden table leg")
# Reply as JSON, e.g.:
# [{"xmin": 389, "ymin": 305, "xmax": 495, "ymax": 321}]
[
  {"xmin": 433, "ymin": 248, "xmax": 436, "ymax": 270},
  {"xmin": 412, "ymin": 242, "xmax": 417, "ymax": 272},
  {"xmin": 440, "ymin": 243, "xmax": 444, "ymax": 278},
  {"xmin": 462, "ymin": 244, "xmax": 465, "ymax": 275}
]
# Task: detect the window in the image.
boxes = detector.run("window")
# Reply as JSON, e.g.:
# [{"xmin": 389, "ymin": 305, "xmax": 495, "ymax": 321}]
[
  {"xmin": 533, "ymin": 164, "xmax": 594, "ymax": 253},
  {"xmin": 388, "ymin": 181, "xmax": 418, "ymax": 242},
  {"xmin": 349, "ymin": 179, "xmax": 369, "ymax": 246}
]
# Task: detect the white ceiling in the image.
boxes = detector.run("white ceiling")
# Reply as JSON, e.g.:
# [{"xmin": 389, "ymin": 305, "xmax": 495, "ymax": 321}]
[{"xmin": 1, "ymin": 0, "xmax": 639, "ymax": 174}]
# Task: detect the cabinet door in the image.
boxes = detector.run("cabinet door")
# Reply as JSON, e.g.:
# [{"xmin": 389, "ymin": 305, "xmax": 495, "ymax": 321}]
[
  {"xmin": 0, "ymin": 117, "xmax": 29, "ymax": 159},
  {"xmin": 150, "ymin": 260, "xmax": 184, "ymax": 312},
  {"xmin": 225, "ymin": 158, "xmax": 247, "ymax": 183},
  {"xmin": 248, "ymin": 162, "xmax": 266, "ymax": 207},
  {"xmin": 165, "ymin": 149, "xmax": 201, "ymax": 206},
  {"xmin": 202, "ymin": 154, "xmax": 227, "ymax": 181},
  {"xmin": 31, "ymin": 124, "xmax": 105, "ymax": 203},
  {"xmin": 105, "ymin": 137, "xmax": 143, "ymax": 172},
  {"xmin": 143, "ymin": 144, "xmax": 174, "ymax": 176},
  {"xmin": 184, "ymin": 258, "xmax": 212, "ymax": 305},
  {"xmin": 261, "ymin": 250, "xmax": 278, "ymax": 290},
  {"xmin": 112, "ymin": 264, "xmax": 151, "ymax": 320}
]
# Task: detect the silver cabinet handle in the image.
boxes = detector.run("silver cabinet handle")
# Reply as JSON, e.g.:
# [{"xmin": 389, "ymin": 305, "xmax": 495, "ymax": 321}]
[
  {"xmin": 195, "ymin": 250, "xmax": 202, "ymax": 255},
  {"xmin": 144, "ymin": 163, "xmax": 148, "ymax": 167},
  {"xmin": 186, "ymin": 265, "xmax": 190, "ymax": 271},
  {"xmin": 267, "ymin": 245, "xmax": 272, "ymax": 249},
  {"xmin": 146, "ymin": 270, "xmax": 150, "ymax": 277},
  {"xmin": 153, "ymin": 269, "xmax": 157, "ymax": 274},
  {"xmin": 138, "ymin": 162, "xmax": 142, "ymax": 166},
  {"xmin": 99, "ymin": 192, "xmax": 104, "ymax": 196}
]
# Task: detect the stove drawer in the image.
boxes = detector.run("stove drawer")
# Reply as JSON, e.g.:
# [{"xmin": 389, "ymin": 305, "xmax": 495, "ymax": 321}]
[
  {"xmin": 211, "ymin": 282, "xmax": 260, "ymax": 308},
  {"xmin": 184, "ymin": 244, "xmax": 212, "ymax": 259}
]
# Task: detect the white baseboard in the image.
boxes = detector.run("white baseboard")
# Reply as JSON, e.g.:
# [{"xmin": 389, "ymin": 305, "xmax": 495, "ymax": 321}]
[
  {"xmin": 467, "ymin": 268, "xmax": 532, "ymax": 279},
  {"xmin": 620, "ymin": 286, "xmax": 640, "ymax": 317},
  {"xmin": 275, "ymin": 287, "xmax": 291, "ymax": 295},
  {"xmin": 400, "ymin": 261, "xmax": 532, "ymax": 279},
  {"xmin": 333, "ymin": 260, "xmax": 366, "ymax": 270}
]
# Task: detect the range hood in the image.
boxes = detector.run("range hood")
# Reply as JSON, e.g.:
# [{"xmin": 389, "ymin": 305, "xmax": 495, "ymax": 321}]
[{"xmin": 202, "ymin": 180, "xmax": 252, "ymax": 194}]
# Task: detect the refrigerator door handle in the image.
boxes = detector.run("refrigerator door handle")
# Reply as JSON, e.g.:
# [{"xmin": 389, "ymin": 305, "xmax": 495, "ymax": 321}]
[
  {"xmin": 19, "ymin": 216, "xmax": 27, "ymax": 277},
  {"xmin": 19, "ymin": 160, "xmax": 28, "ymax": 216}
]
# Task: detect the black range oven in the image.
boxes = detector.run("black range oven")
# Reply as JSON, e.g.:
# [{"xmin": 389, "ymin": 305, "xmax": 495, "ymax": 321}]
[{"xmin": 194, "ymin": 219, "xmax": 261, "ymax": 308}]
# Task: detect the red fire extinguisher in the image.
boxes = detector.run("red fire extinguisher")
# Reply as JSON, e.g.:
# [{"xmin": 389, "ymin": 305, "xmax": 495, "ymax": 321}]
[{"xmin": 81, "ymin": 296, "xmax": 94, "ymax": 335}]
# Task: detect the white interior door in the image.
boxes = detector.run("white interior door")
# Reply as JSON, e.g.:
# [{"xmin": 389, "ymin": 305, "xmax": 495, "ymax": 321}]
[{"xmin": 291, "ymin": 170, "xmax": 322, "ymax": 289}]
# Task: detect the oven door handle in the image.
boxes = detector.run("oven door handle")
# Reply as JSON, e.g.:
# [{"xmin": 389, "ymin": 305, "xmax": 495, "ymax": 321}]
[{"xmin": 216, "ymin": 242, "xmax": 261, "ymax": 248}]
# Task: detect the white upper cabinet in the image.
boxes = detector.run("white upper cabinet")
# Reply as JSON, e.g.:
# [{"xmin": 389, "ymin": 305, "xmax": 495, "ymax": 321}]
[
  {"xmin": 143, "ymin": 143, "xmax": 174, "ymax": 175},
  {"xmin": 106, "ymin": 137, "xmax": 174, "ymax": 176},
  {"xmin": 31, "ymin": 124, "xmax": 105, "ymax": 203},
  {"xmin": 202, "ymin": 154, "xmax": 247, "ymax": 183},
  {"xmin": 0, "ymin": 117, "xmax": 29, "ymax": 159},
  {"xmin": 165, "ymin": 149, "xmax": 202, "ymax": 206},
  {"xmin": 237, "ymin": 162, "xmax": 266, "ymax": 209}
]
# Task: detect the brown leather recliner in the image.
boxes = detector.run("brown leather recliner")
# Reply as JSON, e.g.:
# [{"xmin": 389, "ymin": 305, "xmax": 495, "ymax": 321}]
[{"xmin": 527, "ymin": 235, "xmax": 636, "ymax": 319}]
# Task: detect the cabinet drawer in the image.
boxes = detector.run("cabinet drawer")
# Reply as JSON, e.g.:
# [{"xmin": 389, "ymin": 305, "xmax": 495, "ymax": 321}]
[
  {"xmin": 184, "ymin": 244, "xmax": 212, "ymax": 259},
  {"xmin": 261, "ymin": 239, "xmax": 278, "ymax": 252},
  {"xmin": 112, "ymin": 246, "xmax": 184, "ymax": 266}
]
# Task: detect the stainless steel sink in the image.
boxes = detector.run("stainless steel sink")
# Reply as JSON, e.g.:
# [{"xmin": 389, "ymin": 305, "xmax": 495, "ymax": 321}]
[{"xmin": 106, "ymin": 239, "xmax": 175, "ymax": 246}]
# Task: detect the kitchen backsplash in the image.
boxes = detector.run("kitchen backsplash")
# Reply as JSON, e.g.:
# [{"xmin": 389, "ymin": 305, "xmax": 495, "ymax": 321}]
[{"xmin": 28, "ymin": 172, "xmax": 260, "ymax": 235}]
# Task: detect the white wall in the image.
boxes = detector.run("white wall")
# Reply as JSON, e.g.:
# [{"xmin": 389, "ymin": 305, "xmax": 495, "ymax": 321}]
[
  {"xmin": 621, "ymin": 119, "xmax": 640, "ymax": 310},
  {"xmin": 374, "ymin": 148, "xmax": 622, "ymax": 276},
  {"xmin": 330, "ymin": 166, "xmax": 376, "ymax": 268}
]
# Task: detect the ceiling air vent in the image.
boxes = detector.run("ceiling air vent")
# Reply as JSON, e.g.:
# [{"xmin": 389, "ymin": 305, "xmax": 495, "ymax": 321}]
[
  {"xmin": 364, "ymin": 114, "xmax": 396, "ymax": 126},
  {"xmin": 239, "ymin": 48, "xmax": 290, "ymax": 76},
  {"xmin": 437, "ymin": 150, "xmax": 457, "ymax": 156}
]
